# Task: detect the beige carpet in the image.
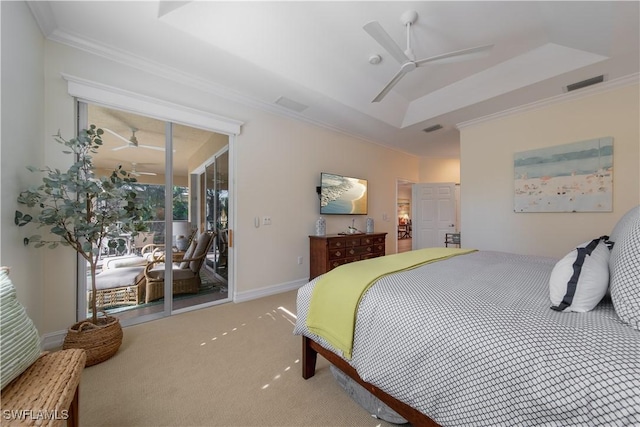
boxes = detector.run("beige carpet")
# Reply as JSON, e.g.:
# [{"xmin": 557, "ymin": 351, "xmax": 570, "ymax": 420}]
[{"xmin": 80, "ymin": 290, "xmax": 396, "ymax": 427}]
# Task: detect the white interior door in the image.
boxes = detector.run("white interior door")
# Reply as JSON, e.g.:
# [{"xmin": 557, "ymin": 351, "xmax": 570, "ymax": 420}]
[{"xmin": 412, "ymin": 183, "xmax": 457, "ymax": 249}]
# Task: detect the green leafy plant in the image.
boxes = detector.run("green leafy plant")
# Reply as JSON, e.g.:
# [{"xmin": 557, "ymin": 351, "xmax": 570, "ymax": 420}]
[{"xmin": 15, "ymin": 125, "xmax": 149, "ymax": 324}]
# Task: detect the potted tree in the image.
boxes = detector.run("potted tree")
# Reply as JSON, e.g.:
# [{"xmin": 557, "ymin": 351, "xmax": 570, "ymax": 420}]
[{"xmin": 15, "ymin": 125, "xmax": 149, "ymax": 365}]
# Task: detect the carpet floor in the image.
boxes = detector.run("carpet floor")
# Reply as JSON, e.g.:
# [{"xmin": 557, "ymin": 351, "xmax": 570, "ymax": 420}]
[{"xmin": 80, "ymin": 290, "xmax": 396, "ymax": 426}]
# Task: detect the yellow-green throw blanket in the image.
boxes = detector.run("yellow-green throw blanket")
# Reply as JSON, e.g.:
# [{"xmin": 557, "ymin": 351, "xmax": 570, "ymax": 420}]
[{"xmin": 306, "ymin": 247, "xmax": 476, "ymax": 359}]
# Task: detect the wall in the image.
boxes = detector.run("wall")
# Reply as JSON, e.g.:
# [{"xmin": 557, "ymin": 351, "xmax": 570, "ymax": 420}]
[
  {"xmin": 419, "ymin": 157, "xmax": 460, "ymax": 183},
  {"xmin": 1, "ymin": 7, "xmax": 419, "ymax": 335},
  {"xmin": 0, "ymin": 1, "xmax": 46, "ymax": 326},
  {"xmin": 460, "ymin": 82, "xmax": 640, "ymax": 258}
]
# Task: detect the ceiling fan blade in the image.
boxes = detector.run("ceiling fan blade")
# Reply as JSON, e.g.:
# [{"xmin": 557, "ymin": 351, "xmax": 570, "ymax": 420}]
[
  {"xmin": 138, "ymin": 144, "xmax": 165, "ymax": 152},
  {"xmin": 111, "ymin": 145, "xmax": 131, "ymax": 151},
  {"xmin": 363, "ymin": 21, "xmax": 410, "ymax": 64},
  {"xmin": 372, "ymin": 68, "xmax": 409, "ymax": 103},
  {"xmin": 103, "ymin": 128, "xmax": 132, "ymax": 144},
  {"xmin": 415, "ymin": 44, "xmax": 494, "ymax": 66}
]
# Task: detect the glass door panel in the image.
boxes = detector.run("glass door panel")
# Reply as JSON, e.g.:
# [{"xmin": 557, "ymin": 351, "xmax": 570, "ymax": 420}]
[
  {"xmin": 172, "ymin": 125, "xmax": 229, "ymax": 309},
  {"xmin": 204, "ymin": 150, "xmax": 229, "ymax": 284},
  {"xmin": 85, "ymin": 103, "xmax": 167, "ymax": 322}
]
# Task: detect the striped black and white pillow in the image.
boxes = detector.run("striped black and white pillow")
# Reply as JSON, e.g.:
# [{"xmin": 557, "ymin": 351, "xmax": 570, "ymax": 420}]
[
  {"xmin": 610, "ymin": 211, "xmax": 640, "ymax": 330},
  {"xmin": 549, "ymin": 236, "xmax": 610, "ymax": 312}
]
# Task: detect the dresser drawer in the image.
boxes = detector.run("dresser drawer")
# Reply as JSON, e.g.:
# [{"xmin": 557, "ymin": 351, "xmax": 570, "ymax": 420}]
[
  {"xmin": 328, "ymin": 248, "xmax": 346, "ymax": 259},
  {"xmin": 371, "ymin": 243, "xmax": 385, "ymax": 254},
  {"xmin": 362, "ymin": 235, "xmax": 385, "ymax": 245},
  {"xmin": 328, "ymin": 238, "xmax": 347, "ymax": 249},
  {"xmin": 330, "ymin": 258, "xmax": 347, "ymax": 269}
]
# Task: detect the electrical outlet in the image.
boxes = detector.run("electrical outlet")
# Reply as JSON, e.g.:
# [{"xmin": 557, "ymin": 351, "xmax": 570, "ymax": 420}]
[
  {"xmin": 263, "ymin": 216, "xmax": 272, "ymax": 226},
  {"xmin": 297, "ymin": 256, "xmax": 303, "ymax": 265}
]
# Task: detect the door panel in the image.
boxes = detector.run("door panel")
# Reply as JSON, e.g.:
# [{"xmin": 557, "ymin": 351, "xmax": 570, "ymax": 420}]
[{"xmin": 412, "ymin": 183, "xmax": 457, "ymax": 249}]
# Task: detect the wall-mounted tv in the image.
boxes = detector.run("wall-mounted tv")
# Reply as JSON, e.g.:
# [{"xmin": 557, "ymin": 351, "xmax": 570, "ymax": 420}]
[{"xmin": 319, "ymin": 172, "xmax": 368, "ymax": 215}]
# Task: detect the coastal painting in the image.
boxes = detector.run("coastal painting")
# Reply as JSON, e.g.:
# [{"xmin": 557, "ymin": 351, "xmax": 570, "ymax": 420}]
[{"xmin": 514, "ymin": 137, "xmax": 613, "ymax": 212}]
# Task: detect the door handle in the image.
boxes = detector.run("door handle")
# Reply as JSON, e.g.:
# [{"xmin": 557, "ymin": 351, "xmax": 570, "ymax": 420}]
[{"xmin": 228, "ymin": 229, "xmax": 233, "ymax": 248}]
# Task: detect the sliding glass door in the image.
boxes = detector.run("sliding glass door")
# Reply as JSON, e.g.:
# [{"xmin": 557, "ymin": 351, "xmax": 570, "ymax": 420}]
[{"xmin": 79, "ymin": 102, "xmax": 232, "ymax": 325}]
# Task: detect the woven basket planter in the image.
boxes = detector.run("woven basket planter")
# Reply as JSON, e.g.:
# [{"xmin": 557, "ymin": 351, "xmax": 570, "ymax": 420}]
[{"xmin": 63, "ymin": 316, "xmax": 123, "ymax": 366}]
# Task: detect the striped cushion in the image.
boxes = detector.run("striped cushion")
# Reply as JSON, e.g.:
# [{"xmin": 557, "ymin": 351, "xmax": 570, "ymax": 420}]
[
  {"xmin": 609, "ymin": 211, "xmax": 640, "ymax": 330},
  {"xmin": 0, "ymin": 268, "xmax": 42, "ymax": 389}
]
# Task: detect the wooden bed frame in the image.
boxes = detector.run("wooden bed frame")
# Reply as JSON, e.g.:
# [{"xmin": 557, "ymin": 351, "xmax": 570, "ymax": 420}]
[{"xmin": 302, "ymin": 336, "xmax": 439, "ymax": 426}]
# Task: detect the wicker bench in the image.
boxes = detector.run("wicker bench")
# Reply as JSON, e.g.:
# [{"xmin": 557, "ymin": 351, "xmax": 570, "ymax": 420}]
[
  {"xmin": 1, "ymin": 349, "xmax": 86, "ymax": 427},
  {"xmin": 0, "ymin": 267, "xmax": 87, "ymax": 427}
]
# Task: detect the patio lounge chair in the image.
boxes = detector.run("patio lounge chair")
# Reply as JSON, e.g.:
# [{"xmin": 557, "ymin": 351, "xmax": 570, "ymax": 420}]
[{"xmin": 143, "ymin": 230, "xmax": 216, "ymax": 303}]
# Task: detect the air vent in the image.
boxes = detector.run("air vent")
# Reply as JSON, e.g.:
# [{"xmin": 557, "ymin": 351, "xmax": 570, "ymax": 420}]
[
  {"xmin": 423, "ymin": 124, "xmax": 443, "ymax": 133},
  {"xmin": 274, "ymin": 96, "xmax": 308, "ymax": 113},
  {"xmin": 566, "ymin": 75, "xmax": 605, "ymax": 92}
]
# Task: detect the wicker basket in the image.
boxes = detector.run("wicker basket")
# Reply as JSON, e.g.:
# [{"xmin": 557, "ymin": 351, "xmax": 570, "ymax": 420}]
[{"xmin": 63, "ymin": 316, "xmax": 123, "ymax": 366}]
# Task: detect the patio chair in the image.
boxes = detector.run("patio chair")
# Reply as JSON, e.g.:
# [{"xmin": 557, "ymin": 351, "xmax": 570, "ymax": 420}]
[
  {"xmin": 102, "ymin": 229, "xmax": 196, "ymax": 270},
  {"xmin": 143, "ymin": 230, "xmax": 216, "ymax": 303}
]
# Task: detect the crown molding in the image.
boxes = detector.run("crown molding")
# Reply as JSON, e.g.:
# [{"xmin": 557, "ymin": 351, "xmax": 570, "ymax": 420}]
[
  {"xmin": 39, "ymin": 25, "xmax": 415, "ymax": 157},
  {"xmin": 457, "ymin": 73, "xmax": 640, "ymax": 129},
  {"xmin": 26, "ymin": 1, "xmax": 56, "ymax": 37}
]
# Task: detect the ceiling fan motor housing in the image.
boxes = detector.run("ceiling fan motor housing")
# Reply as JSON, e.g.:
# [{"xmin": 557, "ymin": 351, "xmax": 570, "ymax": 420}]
[{"xmin": 401, "ymin": 10, "xmax": 418, "ymax": 26}]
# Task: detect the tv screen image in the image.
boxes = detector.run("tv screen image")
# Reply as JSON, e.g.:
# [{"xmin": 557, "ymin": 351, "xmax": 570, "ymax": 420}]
[{"xmin": 320, "ymin": 173, "xmax": 368, "ymax": 215}]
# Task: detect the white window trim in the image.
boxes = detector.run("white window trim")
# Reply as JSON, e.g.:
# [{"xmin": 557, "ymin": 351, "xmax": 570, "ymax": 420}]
[{"xmin": 63, "ymin": 73, "xmax": 243, "ymax": 136}]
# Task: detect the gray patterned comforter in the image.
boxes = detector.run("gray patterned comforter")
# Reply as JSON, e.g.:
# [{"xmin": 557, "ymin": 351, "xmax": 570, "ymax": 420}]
[{"xmin": 294, "ymin": 251, "xmax": 640, "ymax": 426}]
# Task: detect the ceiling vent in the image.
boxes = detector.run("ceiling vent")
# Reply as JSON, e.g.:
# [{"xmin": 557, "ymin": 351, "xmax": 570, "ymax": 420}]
[
  {"xmin": 565, "ymin": 75, "xmax": 605, "ymax": 92},
  {"xmin": 274, "ymin": 96, "xmax": 308, "ymax": 113},
  {"xmin": 423, "ymin": 124, "xmax": 443, "ymax": 133}
]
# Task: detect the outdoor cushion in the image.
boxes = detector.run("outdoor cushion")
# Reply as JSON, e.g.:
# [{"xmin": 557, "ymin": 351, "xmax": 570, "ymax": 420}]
[{"xmin": 95, "ymin": 266, "xmax": 145, "ymax": 290}]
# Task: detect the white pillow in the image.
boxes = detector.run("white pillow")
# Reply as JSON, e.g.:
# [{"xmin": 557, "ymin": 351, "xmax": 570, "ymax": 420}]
[{"xmin": 549, "ymin": 238, "xmax": 610, "ymax": 312}]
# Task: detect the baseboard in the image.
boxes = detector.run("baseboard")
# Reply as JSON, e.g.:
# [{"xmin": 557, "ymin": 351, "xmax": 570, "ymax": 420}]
[
  {"xmin": 41, "ymin": 330, "xmax": 67, "ymax": 351},
  {"xmin": 39, "ymin": 279, "xmax": 308, "ymax": 349},
  {"xmin": 233, "ymin": 278, "xmax": 308, "ymax": 303}
]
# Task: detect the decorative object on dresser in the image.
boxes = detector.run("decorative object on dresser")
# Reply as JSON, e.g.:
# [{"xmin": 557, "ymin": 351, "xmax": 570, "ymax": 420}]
[{"xmin": 309, "ymin": 232, "xmax": 386, "ymax": 280}]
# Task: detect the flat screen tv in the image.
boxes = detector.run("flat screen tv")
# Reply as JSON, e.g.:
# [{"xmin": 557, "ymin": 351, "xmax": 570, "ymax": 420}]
[{"xmin": 319, "ymin": 172, "xmax": 368, "ymax": 215}]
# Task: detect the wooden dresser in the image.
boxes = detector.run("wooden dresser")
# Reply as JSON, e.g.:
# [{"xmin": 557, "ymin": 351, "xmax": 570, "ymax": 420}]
[{"xmin": 309, "ymin": 232, "xmax": 387, "ymax": 280}]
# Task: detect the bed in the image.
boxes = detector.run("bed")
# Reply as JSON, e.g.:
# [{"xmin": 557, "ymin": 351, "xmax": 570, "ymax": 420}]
[{"xmin": 294, "ymin": 207, "xmax": 640, "ymax": 426}]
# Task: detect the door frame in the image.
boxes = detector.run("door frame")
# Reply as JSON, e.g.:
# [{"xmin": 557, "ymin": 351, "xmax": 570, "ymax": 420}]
[
  {"xmin": 396, "ymin": 178, "xmax": 415, "ymax": 253},
  {"xmin": 69, "ymin": 77, "xmax": 241, "ymax": 326}
]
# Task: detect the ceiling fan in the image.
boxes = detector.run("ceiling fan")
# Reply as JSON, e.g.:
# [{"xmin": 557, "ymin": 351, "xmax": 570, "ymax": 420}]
[
  {"xmin": 104, "ymin": 127, "xmax": 165, "ymax": 152},
  {"xmin": 364, "ymin": 10, "xmax": 494, "ymax": 103},
  {"xmin": 129, "ymin": 162, "xmax": 157, "ymax": 177}
]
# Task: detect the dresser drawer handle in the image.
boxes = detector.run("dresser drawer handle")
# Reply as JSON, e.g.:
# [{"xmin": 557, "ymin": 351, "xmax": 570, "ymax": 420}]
[{"xmin": 335, "ymin": 242, "xmax": 342, "ymax": 247}]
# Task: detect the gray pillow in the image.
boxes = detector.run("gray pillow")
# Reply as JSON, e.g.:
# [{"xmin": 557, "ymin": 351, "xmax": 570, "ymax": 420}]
[
  {"xmin": 0, "ymin": 268, "xmax": 42, "ymax": 388},
  {"xmin": 609, "ymin": 211, "xmax": 640, "ymax": 330}
]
